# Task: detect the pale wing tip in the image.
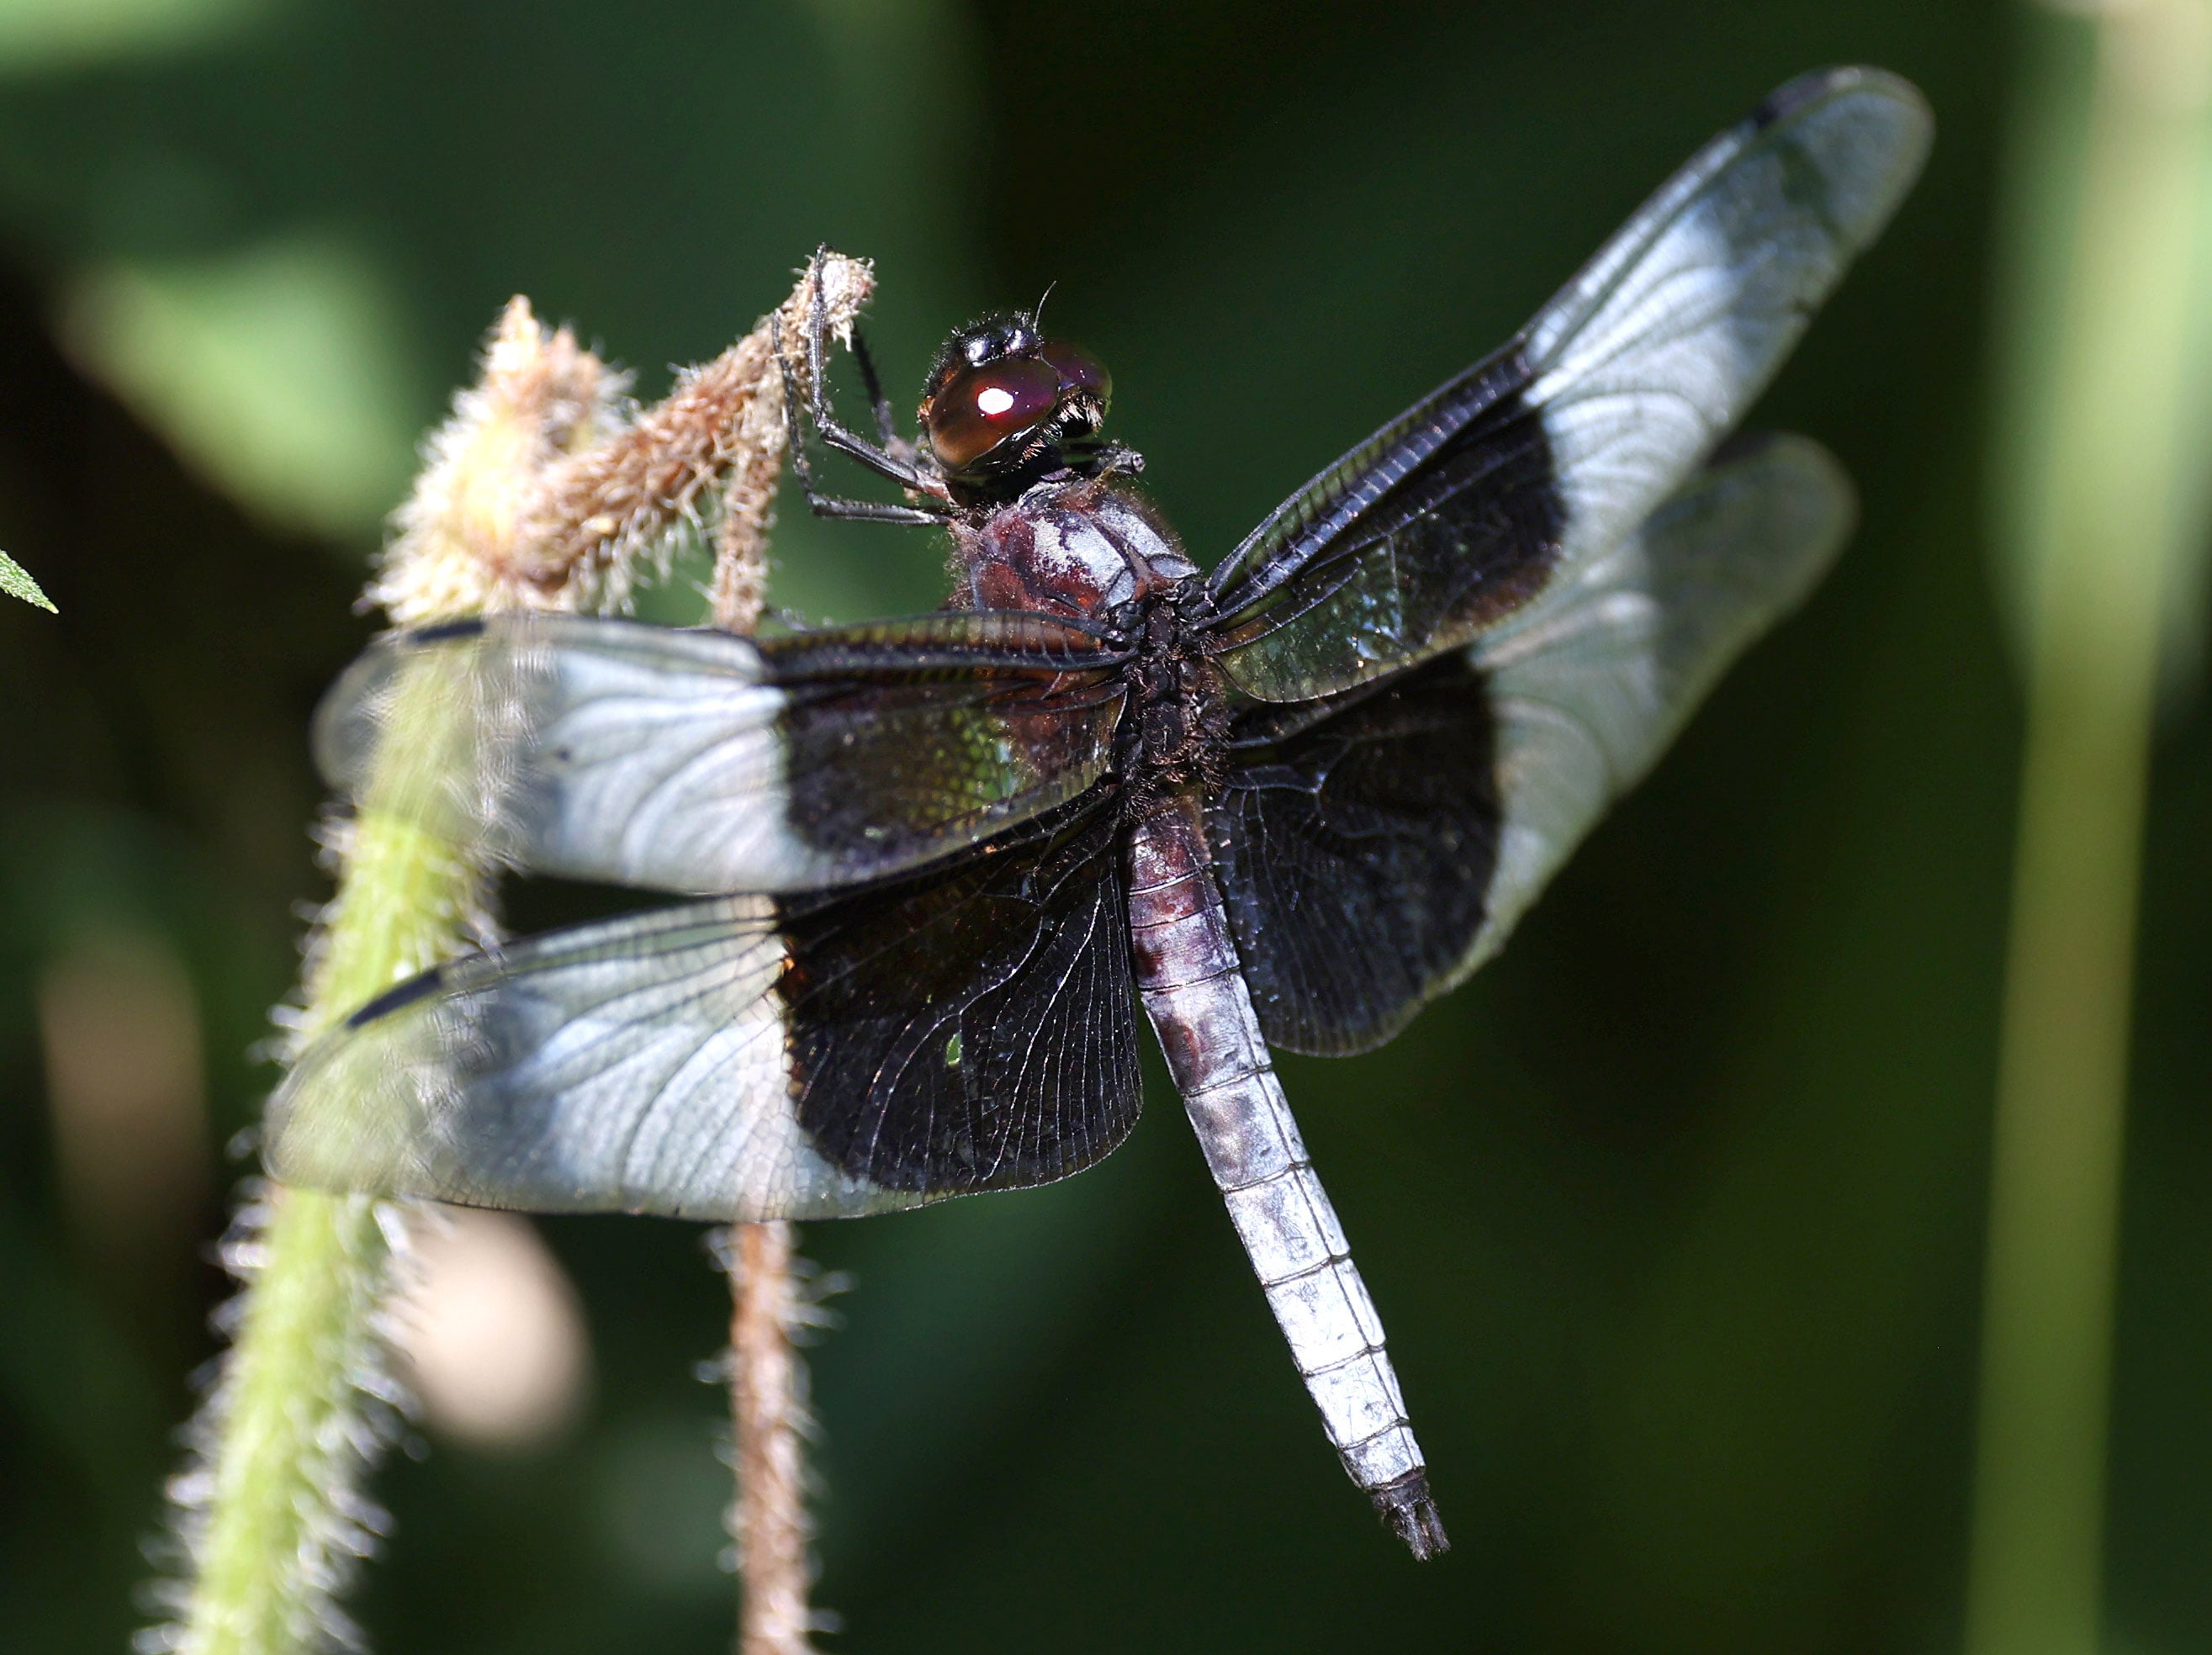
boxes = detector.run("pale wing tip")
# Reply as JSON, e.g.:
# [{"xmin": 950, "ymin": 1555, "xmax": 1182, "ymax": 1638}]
[
  {"xmin": 262, "ymin": 1067, "xmax": 413, "ymax": 1197},
  {"xmin": 307, "ymin": 617, "xmax": 500, "ymax": 801},
  {"xmin": 308, "ymin": 632, "xmax": 400, "ymax": 795},
  {"xmin": 1757, "ymin": 65, "xmax": 1933, "ymax": 131},
  {"xmin": 1707, "ymin": 431, "xmax": 1860, "ymax": 613},
  {"xmin": 262, "ymin": 998, "xmax": 447, "ymax": 1198},
  {"xmin": 1758, "ymin": 66, "xmax": 1935, "ymax": 240}
]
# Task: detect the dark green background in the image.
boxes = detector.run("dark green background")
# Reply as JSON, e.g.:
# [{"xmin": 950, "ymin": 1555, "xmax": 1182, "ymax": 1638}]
[{"xmin": 3, "ymin": 3, "xmax": 2206, "ymax": 1652}]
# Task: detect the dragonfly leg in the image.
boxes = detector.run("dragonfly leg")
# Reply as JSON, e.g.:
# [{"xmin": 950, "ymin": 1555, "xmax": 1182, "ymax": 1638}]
[
  {"xmin": 775, "ymin": 330, "xmax": 950, "ymax": 526},
  {"xmin": 775, "ymin": 248, "xmax": 951, "ymax": 525}
]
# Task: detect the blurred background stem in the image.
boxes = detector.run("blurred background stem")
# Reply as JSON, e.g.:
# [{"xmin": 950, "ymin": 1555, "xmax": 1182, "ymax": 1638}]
[{"xmin": 1970, "ymin": 4, "xmax": 2212, "ymax": 1652}]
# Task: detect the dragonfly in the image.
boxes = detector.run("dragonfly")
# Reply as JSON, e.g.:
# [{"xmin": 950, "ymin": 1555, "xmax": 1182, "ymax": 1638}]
[{"xmin": 268, "ymin": 66, "xmax": 1930, "ymax": 1558}]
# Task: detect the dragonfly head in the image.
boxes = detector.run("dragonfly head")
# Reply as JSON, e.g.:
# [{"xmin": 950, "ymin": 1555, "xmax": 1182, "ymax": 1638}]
[{"xmin": 920, "ymin": 312, "xmax": 1113, "ymax": 498}]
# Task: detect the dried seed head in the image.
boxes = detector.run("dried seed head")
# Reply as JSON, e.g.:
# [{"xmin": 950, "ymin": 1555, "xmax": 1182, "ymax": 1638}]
[
  {"xmin": 368, "ymin": 255, "xmax": 876, "ymax": 631},
  {"xmin": 369, "ymin": 298, "xmax": 628, "ymax": 626}
]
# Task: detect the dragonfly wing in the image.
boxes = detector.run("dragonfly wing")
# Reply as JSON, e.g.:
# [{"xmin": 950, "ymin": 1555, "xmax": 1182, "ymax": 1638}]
[
  {"xmin": 315, "ymin": 611, "xmax": 1130, "ymax": 895},
  {"xmin": 1205, "ymin": 656, "xmax": 1499, "ymax": 1056},
  {"xmin": 1204, "ymin": 66, "xmax": 1927, "ymax": 703},
  {"xmin": 1208, "ymin": 434, "xmax": 1854, "ymax": 1053},
  {"xmin": 266, "ymin": 801, "xmax": 1142, "ymax": 1219}
]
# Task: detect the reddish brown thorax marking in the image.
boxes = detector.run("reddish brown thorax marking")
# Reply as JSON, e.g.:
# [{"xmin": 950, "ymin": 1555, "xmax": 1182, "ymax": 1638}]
[{"xmin": 949, "ymin": 478, "xmax": 1199, "ymax": 621}]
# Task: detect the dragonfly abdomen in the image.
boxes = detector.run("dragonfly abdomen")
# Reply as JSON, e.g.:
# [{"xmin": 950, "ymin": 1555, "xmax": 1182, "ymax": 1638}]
[{"xmin": 1125, "ymin": 789, "xmax": 1447, "ymax": 1559}]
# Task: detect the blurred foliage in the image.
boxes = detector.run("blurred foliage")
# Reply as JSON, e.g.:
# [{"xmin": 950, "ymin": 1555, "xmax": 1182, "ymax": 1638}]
[
  {"xmin": 0, "ymin": 3, "xmax": 2205, "ymax": 1654},
  {"xmin": 1970, "ymin": 8, "xmax": 2212, "ymax": 1652}
]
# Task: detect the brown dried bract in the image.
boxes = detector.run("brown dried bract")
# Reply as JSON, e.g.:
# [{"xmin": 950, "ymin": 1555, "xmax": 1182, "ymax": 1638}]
[{"xmin": 368, "ymin": 254, "xmax": 876, "ymax": 630}]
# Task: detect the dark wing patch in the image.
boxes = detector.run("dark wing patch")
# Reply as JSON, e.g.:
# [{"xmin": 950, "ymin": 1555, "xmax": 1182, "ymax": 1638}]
[
  {"xmin": 1205, "ymin": 656, "xmax": 1500, "ymax": 1056},
  {"xmin": 315, "ymin": 611, "xmax": 1130, "ymax": 896},
  {"xmin": 264, "ymin": 798, "xmax": 1143, "ymax": 1219},
  {"xmin": 1205, "ymin": 433, "xmax": 1855, "ymax": 1056},
  {"xmin": 1203, "ymin": 66, "xmax": 1929, "ymax": 703},
  {"xmin": 780, "ymin": 800, "xmax": 1140, "ymax": 1196},
  {"xmin": 1202, "ymin": 348, "xmax": 1564, "ymax": 707}
]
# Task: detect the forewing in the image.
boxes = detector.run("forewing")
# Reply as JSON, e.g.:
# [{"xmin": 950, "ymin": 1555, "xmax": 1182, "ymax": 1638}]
[
  {"xmin": 1209, "ymin": 434, "xmax": 1854, "ymax": 1054},
  {"xmin": 1204, "ymin": 66, "xmax": 1928, "ymax": 702},
  {"xmin": 316, "ymin": 611, "xmax": 1129, "ymax": 895},
  {"xmin": 264, "ymin": 801, "xmax": 1142, "ymax": 1219}
]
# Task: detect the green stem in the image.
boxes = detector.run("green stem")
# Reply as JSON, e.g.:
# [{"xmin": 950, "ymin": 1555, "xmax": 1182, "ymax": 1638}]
[
  {"xmin": 1967, "ymin": 7, "xmax": 2212, "ymax": 1652},
  {"xmin": 173, "ymin": 692, "xmax": 488, "ymax": 1654},
  {"xmin": 182, "ymin": 1191, "xmax": 389, "ymax": 1655},
  {"xmin": 161, "ymin": 261, "xmax": 852, "ymax": 1655}
]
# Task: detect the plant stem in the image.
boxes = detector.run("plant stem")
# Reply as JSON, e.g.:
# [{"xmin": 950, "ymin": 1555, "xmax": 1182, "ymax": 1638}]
[
  {"xmin": 159, "ymin": 256, "xmax": 871, "ymax": 1655},
  {"xmin": 728, "ymin": 1222, "xmax": 818, "ymax": 1655},
  {"xmin": 172, "ymin": 803, "xmax": 486, "ymax": 1654},
  {"xmin": 708, "ymin": 270, "xmax": 849, "ymax": 1654},
  {"xmin": 1968, "ymin": 6, "xmax": 2212, "ymax": 1651},
  {"xmin": 175, "ymin": 1192, "xmax": 390, "ymax": 1655}
]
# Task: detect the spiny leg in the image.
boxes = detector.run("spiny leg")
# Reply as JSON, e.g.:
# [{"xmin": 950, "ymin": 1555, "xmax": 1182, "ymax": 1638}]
[
  {"xmin": 797, "ymin": 250, "xmax": 939, "ymax": 494},
  {"xmin": 776, "ymin": 253, "xmax": 950, "ymax": 526},
  {"xmin": 849, "ymin": 327, "xmax": 912, "ymax": 463}
]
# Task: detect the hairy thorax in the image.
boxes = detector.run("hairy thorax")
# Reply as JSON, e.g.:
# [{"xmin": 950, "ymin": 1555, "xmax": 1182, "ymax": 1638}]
[
  {"xmin": 950, "ymin": 477, "xmax": 1225, "ymax": 806},
  {"xmin": 948, "ymin": 478, "xmax": 1197, "ymax": 617}
]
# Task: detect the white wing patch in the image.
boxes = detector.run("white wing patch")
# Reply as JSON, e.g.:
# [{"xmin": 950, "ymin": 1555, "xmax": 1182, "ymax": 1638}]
[
  {"xmin": 1454, "ymin": 433, "xmax": 1857, "ymax": 981},
  {"xmin": 505, "ymin": 634, "xmax": 823, "ymax": 893},
  {"xmin": 1525, "ymin": 70, "xmax": 1929, "ymax": 602},
  {"xmin": 318, "ymin": 620, "xmax": 830, "ymax": 895},
  {"xmin": 265, "ymin": 899, "xmax": 918, "ymax": 1221}
]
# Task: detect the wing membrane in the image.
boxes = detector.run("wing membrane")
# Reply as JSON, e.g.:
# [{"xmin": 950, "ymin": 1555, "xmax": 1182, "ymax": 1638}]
[
  {"xmin": 1209, "ymin": 434, "xmax": 1854, "ymax": 1051},
  {"xmin": 264, "ymin": 801, "xmax": 1142, "ymax": 1219},
  {"xmin": 316, "ymin": 611, "xmax": 1130, "ymax": 895},
  {"xmin": 1468, "ymin": 432, "xmax": 1855, "ymax": 971},
  {"xmin": 1205, "ymin": 66, "xmax": 1928, "ymax": 702},
  {"xmin": 1205, "ymin": 655, "xmax": 1499, "ymax": 1055}
]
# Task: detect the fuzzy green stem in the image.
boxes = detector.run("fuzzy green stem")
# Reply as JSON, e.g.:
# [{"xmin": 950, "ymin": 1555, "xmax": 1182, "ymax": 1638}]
[
  {"xmin": 174, "ymin": 690, "xmax": 488, "ymax": 1655},
  {"xmin": 161, "ymin": 260, "xmax": 865, "ymax": 1655},
  {"xmin": 180, "ymin": 1192, "xmax": 389, "ymax": 1655}
]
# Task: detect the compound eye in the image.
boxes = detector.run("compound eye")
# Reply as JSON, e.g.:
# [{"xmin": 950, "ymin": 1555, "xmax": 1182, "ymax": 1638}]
[
  {"xmin": 925, "ymin": 357, "xmax": 1062, "ymax": 469},
  {"xmin": 1040, "ymin": 340, "xmax": 1111, "ymax": 404}
]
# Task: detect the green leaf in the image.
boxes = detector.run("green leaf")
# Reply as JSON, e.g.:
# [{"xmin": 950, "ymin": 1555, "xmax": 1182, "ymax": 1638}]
[{"xmin": 0, "ymin": 550, "xmax": 56, "ymax": 612}]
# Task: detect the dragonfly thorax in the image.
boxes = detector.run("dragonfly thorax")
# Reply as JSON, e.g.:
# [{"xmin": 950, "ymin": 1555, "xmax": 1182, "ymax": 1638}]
[
  {"xmin": 949, "ymin": 476, "xmax": 1198, "ymax": 618},
  {"xmin": 1122, "ymin": 591, "xmax": 1230, "ymax": 806}
]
